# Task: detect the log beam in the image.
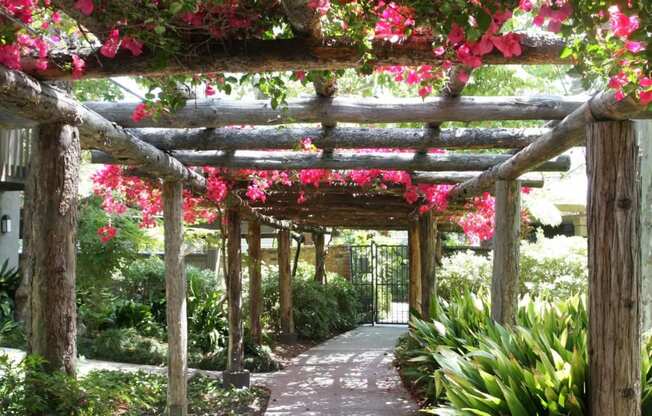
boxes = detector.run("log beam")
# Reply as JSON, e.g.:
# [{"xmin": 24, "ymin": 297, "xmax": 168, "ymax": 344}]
[
  {"xmin": 278, "ymin": 229, "xmax": 296, "ymax": 343},
  {"xmin": 638, "ymin": 121, "xmax": 652, "ymax": 332},
  {"xmin": 85, "ymin": 96, "xmax": 588, "ymax": 128},
  {"xmin": 412, "ymin": 171, "xmax": 543, "ymax": 187},
  {"xmin": 314, "ymin": 232, "xmax": 326, "ymax": 284},
  {"xmin": 163, "ymin": 181, "xmax": 188, "ymax": 416},
  {"xmin": 223, "ymin": 207, "xmax": 251, "ymax": 388},
  {"xmin": 32, "ymin": 33, "xmax": 566, "ymax": 80},
  {"xmin": 587, "ymin": 121, "xmax": 641, "ymax": 416},
  {"xmin": 419, "ymin": 211, "xmax": 436, "ymax": 320},
  {"xmin": 0, "ymin": 65, "xmax": 205, "ymax": 190},
  {"xmin": 129, "ymin": 126, "xmax": 550, "ymax": 151},
  {"xmin": 490, "ymin": 180, "xmax": 521, "ymax": 325},
  {"xmin": 408, "ymin": 218, "xmax": 422, "ymax": 318},
  {"xmin": 450, "ymin": 91, "xmax": 649, "ymax": 199},
  {"xmin": 247, "ymin": 220, "xmax": 263, "ymax": 345},
  {"xmin": 92, "ymin": 150, "xmax": 571, "ymax": 172},
  {"xmin": 24, "ymin": 123, "xmax": 79, "ymax": 376}
]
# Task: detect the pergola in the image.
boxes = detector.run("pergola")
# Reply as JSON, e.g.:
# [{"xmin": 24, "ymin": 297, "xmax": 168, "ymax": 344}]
[{"xmin": 1, "ymin": 3, "xmax": 651, "ymax": 416}]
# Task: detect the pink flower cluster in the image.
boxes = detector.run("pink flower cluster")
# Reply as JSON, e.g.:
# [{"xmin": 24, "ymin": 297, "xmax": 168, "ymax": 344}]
[{"xmin": 374, "ymin": 1, "xmax": 415, "ymax": 44}]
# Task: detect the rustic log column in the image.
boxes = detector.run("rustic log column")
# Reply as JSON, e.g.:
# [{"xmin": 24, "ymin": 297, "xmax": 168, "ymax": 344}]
[
  {"xmin": 638, "ymin": 121, "xmax": 652, "ymax": 332},
  {"xmin": 587, "ymin": 121, "xmax": 641, "ymax": 416},
  {"xmin": 408, "ymin": 219, "xmax": 422, "ymax": 319},
  {"xmin": 314, "ymin": 232, "xmax": 326, "ymax": 284},
  {"xmin": 24, "ymin": 123, "xmax": 79, "ymax": 377},
  {"xmin": 163, "ymin": 181, "xmax": 188, "ymax": 416},
  {"xmin": 247, "ymin": 220, "xmax": 263, "ymax": 345},
  {"xmin": 491, "ymin": 179, "xmax": 521, "ymax": 325},
  {"xmin": 224, "ymin": 208, "xmax": 250, "ymax": 388},
  {"xmin": 278, "ymin": 229, "xmax": 296, "ymax": 343},
  {"xmin": 419, "ymin": 212, "xmax": 436, "ymax": 320}
]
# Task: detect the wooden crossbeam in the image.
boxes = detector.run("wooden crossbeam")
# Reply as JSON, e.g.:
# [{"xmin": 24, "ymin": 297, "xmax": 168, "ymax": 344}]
[
  {"xmin": 449, "ymin": 90, "xmax": 649, "ymax": 199},
  {"xmin": 131, "ymin": 126, "xmax": 549, "ymax": 151},
  {"xmin": 0, "ymin": 65, "xmax": 206, "ymax": 190},
  {"xmin": 412, "ymin": 171, "xmax": 544, "ymax": 188},
  {"xmin": 31, "ymin": 33, "xmax": 566, "ymax": 80},
  {"xmin": 86, "ymin": 95, "xmax": 587, "ymax": 128},
  {"xmin": 92, "ymin": 149, "xmax": 571, "ymax": 172}
]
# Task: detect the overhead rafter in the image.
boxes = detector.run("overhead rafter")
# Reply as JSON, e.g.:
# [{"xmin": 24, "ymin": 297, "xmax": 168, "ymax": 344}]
[
  {"xmin": 28, "ymin": 33, "xmax": 567, "ymax": 80},
  {"xmin": 412, "ymin": 171, "xmax": 543, "ymax": 188},
  {"xmin": 0, "ymin": 65, "xmax": 206, "ymax": 190},
  {"xmin": 129, "ymin": 126, "xmax": 549, "ymax": 151},
  {"xmin": 449, "ymin": 90, "xmax": 648, "ymax": 199},
  {"xmin": 92, "ymin": 149, "xmax": 571, "ymax": 172},
  {"xmin": 85, "ymin": 95, "xmax": 589, "ymax": 128}
]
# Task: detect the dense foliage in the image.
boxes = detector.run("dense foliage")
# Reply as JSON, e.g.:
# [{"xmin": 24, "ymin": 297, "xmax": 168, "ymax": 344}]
[
  {"xmin": 0, "ymin": 354, "xmax": 268, "ymax": 415},
  {"xmin": 396, "ymin": 293, "xmax": 652, "ymax": 415},
  {"xmin": 438, "ymin": 233, "xmax": 587, "ymax": 300}
]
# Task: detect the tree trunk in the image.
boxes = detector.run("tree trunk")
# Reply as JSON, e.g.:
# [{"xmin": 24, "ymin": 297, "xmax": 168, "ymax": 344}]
[
  {"xmin": 491, "ymin": 180, "xmax": 521, "ymax": 325},
  {"xmin": 24, "ymin": 123, "xmax": 79, "ymax": 375},
  {"xmin": 247, "ymin": 220, "xmax": 263, "ymax": 346},
  {"xmin": 638, "ymin": 121, "xmax": 652, "ymax": 332},
  {"xmin": 408, "ymin": 219, "xmax": 422, "ymax": 319},
  {"xmin": 587, "ymin": 121, "xmax": 641, "ymax": 416},
  {"xmin": 314, "ymin": 232, "xmax": 326, "ymax": 284},
  {"xmin": 163, "ymin": 181, "xmax": 188, "ymax": 416},
  {"xmin": 419, "ymin": 212, "xmax": 436, "ymax": 320},
  {"xmin": 278, "ymin": 229, "xmax": 295, "ymax": 342}
]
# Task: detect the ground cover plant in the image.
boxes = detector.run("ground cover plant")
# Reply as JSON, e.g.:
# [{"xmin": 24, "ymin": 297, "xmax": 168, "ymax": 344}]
[{"xmin": 396, "ymin": 293, "xmax": 652, "ymax": 415}]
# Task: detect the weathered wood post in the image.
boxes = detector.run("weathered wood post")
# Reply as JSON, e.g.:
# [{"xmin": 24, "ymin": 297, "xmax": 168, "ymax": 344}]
[
  {"xmin": 408, "ymin": 218, "xmax": 423, "ymax": 318},
  {"xmin": 163, "ymin": 180, "xmax": 188, "ymax": 416},
  {"xmin": 419, "ymin": 211, "xmax": 436, "ymax": 320},
  {"xmin": 247, "ymin": 220, "xmax": 263, "ymax": 345},
  {"xmin": 587, "ymin": 121, "xmax": 641, "ymax": 416},
  {"xmin": 224, "ymin": 207, "xmax": 250, "ymax": 388},
  {"xmin": 638, "ymin": 121, "xmax": 652, "ymax": 332},
  {"xmin": 314, "ymin": 232, "xmax": 326, "ymax": 284},
  {"xmin": 491, "ymin": 179, "xmax": 521, "ymax": 325},
  {"xmin": 23, "ymin": 123, "xmax": 80, "ymax": 376},
  {"xmin": 278, "ymin": 229, "xmax": 296, "ymax": 343}
]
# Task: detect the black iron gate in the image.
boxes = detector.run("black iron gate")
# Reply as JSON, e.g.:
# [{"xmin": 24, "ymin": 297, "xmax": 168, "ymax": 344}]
[{"xmin": 350, "ymin": 243, "xmax": 409, "ymax": 324}]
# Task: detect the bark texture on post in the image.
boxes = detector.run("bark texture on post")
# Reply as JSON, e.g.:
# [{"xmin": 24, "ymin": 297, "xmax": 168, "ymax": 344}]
[
  {"xmin": 247, "ymin": 220, "xmax": 263, "ymax": 345},
  {"xmin": 638, "ymin": 121, "xmax": 652, "ymax": 332},
  {"xmin": 314, "ymin": 232, "xmax": 326, "ymax": 284},
  {"xmin": 24, "ymin": 123, "xmax": 79, "ymax": 375},
  {"xmin": 587, "ymin": 121, "xmax": 641, "ymax": 416},
  {"xmin": 163, "ymin": 181, "xmax": 188, "ymax": 416},
  {"xmin": 408, "ymin": 219, "xmax": 422, "ymax": 318},
  {"xmin": 419, "ymin": 212, "xmax": 436, "ymax": 320},
  {"xmin": 490, "ymin": 180, "xmax": 521, "ymax": 325},
  {"xmin": 278, "ymin": 229, "xmax": 295, "ymax": 341}
]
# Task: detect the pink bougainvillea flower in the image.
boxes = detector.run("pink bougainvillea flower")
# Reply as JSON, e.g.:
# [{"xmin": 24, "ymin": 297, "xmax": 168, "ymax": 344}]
[
  {"xmin": 518, "ymin": 0, "xmax": 533, "ymax": 12},
  {"xmin": 457, "ymin": 70, "xmax": 469, "ymax": 84},
  {"xmin": 0, "ymin": 45, "xmax": 21, "ymax": 70},
  {"xmin": 641, "ymin": 77, "xmax": 652, "ymax": 88},
  {"xmin": 608, "ymin": 6, "xmax": 640, "ymax": 38},
  {"xmin": 418, "ymin": 85, "xmax": 432, "ymax": 97},
  {"xmin": 307, "ymin": 0, "xmax": 330, "ymax": 16},
  {"xmin": 447, "ymin": 23, "xmax": 465, "ymax": 44},
  {"xmin": 205, "ymin": 84, "xmax": 216, "ymax": 96},
  {"xmin": 625, "ymin": 41, "xmax": 645, "ymax": 53},
  {"xmin": 615, "ymin": 90, "xmax": 626, "ymax": 101},
  {"xmin": 491, "ymin": 33, "xmax": 522, "ymax": 58},
  {"xmin": 640, "ymin": 90, "xmax": 652, "ymax": 106},
  {"xmin": 71, "ymin": 54, "xmax": 85, "ymax": 79},
  {"xmin": 121, "ymin": 36, "xmax": 143, "ymax": 56},
  {"xmin": 131, "ymin": 103, "xmax": 153, "ymax": 123},
  {"xmin": 100, "ymin": 29, "xmax": 120, "ymax": 58},
  {"xmin": 97, "ymin": 225, "xmax": 117, "ymax": 243},
  {"xmin": 74, "ymin": 0, "xmax": 94, "ymax": 16},
  {"xmin": 608, "ymin": 72, "xmax": 629, "ymax": 90},
  {"xmin": 297, "ymin": 191, "xmax": 307, "ymax": 204}
]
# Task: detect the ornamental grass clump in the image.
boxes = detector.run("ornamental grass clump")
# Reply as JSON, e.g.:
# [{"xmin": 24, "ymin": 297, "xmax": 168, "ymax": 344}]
[{"xmin": 397, "ymin": 294, "xmax": 652, "ymax": 415}]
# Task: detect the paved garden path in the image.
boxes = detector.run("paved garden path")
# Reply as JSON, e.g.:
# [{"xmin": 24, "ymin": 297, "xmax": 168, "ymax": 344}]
[{"xmin": 264, "ymin": 325, "xmax": 418, "ymax": 416}]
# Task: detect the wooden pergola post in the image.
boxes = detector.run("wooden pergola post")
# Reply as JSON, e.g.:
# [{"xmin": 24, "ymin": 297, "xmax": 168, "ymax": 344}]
[
  {"xmin": 314, "ymin": 232, "xmax": 326, "ymax": 284},
  {"xmin": 278, "ymin": 229, "xmax": 296, "ymax": 343},
  {"xmin": 23, "ymin": 123, "xmax": 80, "ymax": 376},
  {"xmin": 419, "ymin": 211, "xmax": 437, "ymax": 320},
  {"xmin": 224, "ymin": 207, "xmax": 250, "ymax": 388},
  {"xmin": 587, "ymin": 121, "xmax": 641, "ymax": 416},
  {"xmin": 163, "ymin": 181, "xmax": 188, "ymax": 416},
  {"xmin": 408, "ymin": 218, "xmax": 422, "ymax": 318},
  {"xmin": 638, "ymin": 121, "xmax": 652, "ymax": 332},
  {"xmin": 490, "ymin": 179, "xmax": 521, "ymax": 325},
  {"xmin": 247, "ymin": 220, "xmax": 263, "ymax": 345}
]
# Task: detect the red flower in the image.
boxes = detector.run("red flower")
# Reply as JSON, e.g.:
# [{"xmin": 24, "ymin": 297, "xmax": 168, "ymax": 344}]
[
  {"xmin": 71, "ymin": 54, "xmax": 85, "ymax": 79},
  {"xmin": 97, "ymin": 225, "xmax": 117, "ymax": 244},
  {"xmin": 131, "ymin": 103, "xmax": 152, "ymax": 123},
  {"xmin": 74, "ymin": 0, "xmax": 94, "ymax": 16},
  {"xmin": 608, "ymin": 6, "xmax": 640, "ymax": 38},
  {"xmin": 100, "ymin": 29, "xmax": 120, "ymax": 58},
  {"xmin": 640, "ymin": 90, "xmax": 652, "ymax": 106},
  {"xmin": 121, "ymin": 36, "xmax": 143, "ymax": 56}
]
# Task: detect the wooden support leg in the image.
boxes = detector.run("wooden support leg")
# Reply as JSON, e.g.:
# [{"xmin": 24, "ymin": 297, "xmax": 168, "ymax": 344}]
[
  {"xmin": 163, "ymin": 181, "xmax": 188, "ymax": 416},
  {"xmin": 491, "ymin": 179, "xmax": 521, "ymax": 325},
  {"xmin": 224, "ymin": 208, "xmax": 250, "ymax": 388},
  {"xmin": 638, "ymin": 121, "xmax": 652, "ymax": 332},
  {"xmin": 24, "ymin": 123, "xmax": 80, "ymax": 376},
  {"xmin": 278, "ymin": 229, "xmax": 296, "ymax": 343},
  {"xmin": 419, "ymin": 212, "xmax": 436, "ymax": 320},
  {"xmin": 247, "ymin": 220, "xmax": 262, "ymax": 346},
  {"xmin": 587, "ymin": 121, "xmax": 641, "ymax": 416},
  {"xmin": 314, "ymin": 232, "xmax": 326, "ymax": 284},
  {"xmin": 408, "ymin": 218, "xmax": 422, "ymax": 319}
]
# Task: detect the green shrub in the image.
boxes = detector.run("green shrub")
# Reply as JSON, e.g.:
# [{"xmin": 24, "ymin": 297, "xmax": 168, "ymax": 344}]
[
  {"xmin": 79, "ymin": 328, "xmax": 168, "ymax": 366},
  {"xmin": 438, "ymin": 233, "xmax": 588, "ymax": 300},
  {"xmin": 0, "ymin": 355, "xmax": 268, "ymax": 415},
  {"xmin": 261, "ymin": 261, "xmax": 361, "ymax": 340}
]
